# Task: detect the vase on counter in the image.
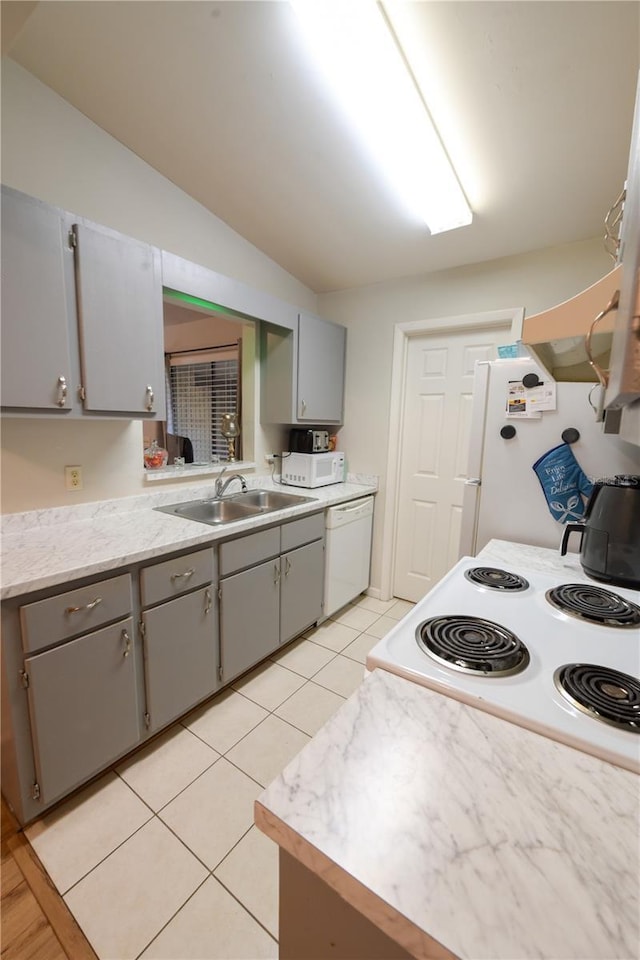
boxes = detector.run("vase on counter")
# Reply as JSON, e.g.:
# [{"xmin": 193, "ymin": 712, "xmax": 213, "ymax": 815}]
[{"xmin": 144, "ymin": 439, "xmax": 168, "ymax": 469}]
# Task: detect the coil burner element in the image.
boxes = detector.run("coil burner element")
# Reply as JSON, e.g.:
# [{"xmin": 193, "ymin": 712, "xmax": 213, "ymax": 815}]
[
  {"xmin": 554, "ymin": 664, "xmax": 640, "ymax": 731},
  {"xmin": 546, "ymin": 583, "xmax": 640, "ymax": 627},
  {"xmin": 416, "ymin": 616, "xmax": 530, "ymax": 677},
  {"xmin": 464, "ymin": 567, "xmax": 530, "ymax": 592}
]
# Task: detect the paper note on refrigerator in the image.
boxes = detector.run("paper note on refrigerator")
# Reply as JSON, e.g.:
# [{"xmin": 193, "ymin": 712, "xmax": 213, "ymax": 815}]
[
  {"xmin": 526, "ymin": 380, "xmax": 557, "ymax": 412},
  {"xmin": 506, "ymin": 380, "xmax": 542, "ymax": 418}
]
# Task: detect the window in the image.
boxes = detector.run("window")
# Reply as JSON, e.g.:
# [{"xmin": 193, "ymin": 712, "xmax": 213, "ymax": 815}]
[{"xmin": 167, "ymin": 344, "xmax": 241, "ymax": 462}]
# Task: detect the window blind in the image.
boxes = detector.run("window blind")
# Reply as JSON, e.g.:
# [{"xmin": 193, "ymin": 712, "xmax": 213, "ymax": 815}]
[{"xmin": 168, "ymin": 346, "xmax": 240, "ymax": 462}]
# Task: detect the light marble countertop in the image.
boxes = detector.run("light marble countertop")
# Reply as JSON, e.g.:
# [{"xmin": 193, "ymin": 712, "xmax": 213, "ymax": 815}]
[
  {"xmin": 255, "ymin": 540, "xmax": 640, "ymax": 960},
  {"xmin": 475, "ymin": 538, "xmax": 589, "ymax": 580},
  {"xmin": 0, "ymin": 475, "xmax": 377, "ymax": 600}
]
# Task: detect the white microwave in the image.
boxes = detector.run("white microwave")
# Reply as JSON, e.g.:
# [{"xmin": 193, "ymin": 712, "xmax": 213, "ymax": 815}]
[{"xmin": 281, "ymin": 452, "xmax": 345, "ymax": 488}]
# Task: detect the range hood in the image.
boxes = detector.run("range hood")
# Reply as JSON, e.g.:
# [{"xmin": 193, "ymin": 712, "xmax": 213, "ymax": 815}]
[{"xmin": 522, "ymin": 266, "xmax": 621, "ymax": 382}]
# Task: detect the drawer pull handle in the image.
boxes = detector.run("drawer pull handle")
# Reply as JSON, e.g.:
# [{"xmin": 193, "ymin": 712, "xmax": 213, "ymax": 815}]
[
  {"xmin": 122, "ymin": 629, "xmax": 131, "ymax": 658},
  {"xmin": 56, "ymin": 375, "xmax": 67, "ymax": 407},
  {"xmin": 65, "ymin": 597, "xmax": 102, "ymax": 614},
  {"xmin": 171, "ymin": 568, "xmax": 195, "ymax": 582},
  {"xmin": 204, "ymin": 589, "xmax": 212, "ymax": 614},
  {"xmin": 145, "ymin": 385, "xmax": 154, "ymax": 411}
]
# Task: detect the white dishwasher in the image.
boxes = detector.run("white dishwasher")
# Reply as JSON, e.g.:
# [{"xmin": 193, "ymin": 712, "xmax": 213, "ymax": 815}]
[{"xmin": 324, "ymin": 497, "xmax": 374, "ymax": 617}]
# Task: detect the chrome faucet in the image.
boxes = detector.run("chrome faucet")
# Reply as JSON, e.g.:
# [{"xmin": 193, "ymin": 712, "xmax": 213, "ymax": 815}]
[{"xmin": 214, "ymin": 467, "xmax": 248, "ymax": 498}]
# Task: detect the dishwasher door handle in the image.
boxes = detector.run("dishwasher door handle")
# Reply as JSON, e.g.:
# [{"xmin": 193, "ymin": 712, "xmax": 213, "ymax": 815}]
[{"xmin": 335, "ymin": 499, "xmax": 373, "ymax": 515}]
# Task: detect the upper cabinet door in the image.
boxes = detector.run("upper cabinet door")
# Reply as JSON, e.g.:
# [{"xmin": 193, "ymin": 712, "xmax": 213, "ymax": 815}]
[
  {"xmin": 297, "ymin": 311, "xmax": 346, "ymax": 423},
  {"xmin": 606, "ymin": 70, "xmax": 640, "ymax": 410},
  {"xmin": 73, "ymin": 222, "xmax": 166, "ymax": 416},
  {"xmin": 1, "ymin": 187, "xmax": 74, "ymax": 411},
  {"xmin": 261, "ymin": 312, "xmax": 346, "ymax": 425}
]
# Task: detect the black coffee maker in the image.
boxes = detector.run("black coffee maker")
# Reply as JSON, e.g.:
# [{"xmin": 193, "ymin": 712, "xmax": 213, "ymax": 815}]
[{"xmin": 561, "ymin": 475, "xmax": 640, "ymax": 589}]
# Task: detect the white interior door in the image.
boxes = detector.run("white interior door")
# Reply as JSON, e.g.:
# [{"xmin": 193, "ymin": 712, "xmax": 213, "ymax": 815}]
[{"xmin": 392, "ymin": 325, "xmax": 512, "ymax": 601}]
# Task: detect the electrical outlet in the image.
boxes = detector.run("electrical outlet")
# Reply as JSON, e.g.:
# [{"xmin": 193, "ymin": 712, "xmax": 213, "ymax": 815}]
[
  {"xmin": 264, "ymin": 454, "xmax": 275, "ymax": 465},
  {"xmin": 65, "ymin": 465, "xmax": 83, "ymax": 491}
]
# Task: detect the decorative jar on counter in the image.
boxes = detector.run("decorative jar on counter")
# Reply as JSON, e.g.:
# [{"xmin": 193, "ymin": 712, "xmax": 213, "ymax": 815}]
[{"xmin": 144, "ymin": 439, "xmax": 168, "ymax": 469}]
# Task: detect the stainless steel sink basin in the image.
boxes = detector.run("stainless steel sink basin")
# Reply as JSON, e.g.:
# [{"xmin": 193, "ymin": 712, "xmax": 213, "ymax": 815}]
[
  {"xmin": 155, "ymin": 488, "xmax": 314, "ymax": 527},
  {"xmin": 232, "ymin": 489, "xmax": 314, "ymax": 510},
  {"xmin": 156, "ymin": 498, "xmax": 262, "ymax": 525}
]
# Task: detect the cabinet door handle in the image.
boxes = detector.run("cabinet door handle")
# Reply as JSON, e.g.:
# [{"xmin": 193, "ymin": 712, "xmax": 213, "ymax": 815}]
[
  {"xmin": 274, "ymin": 563, "xmax": 281, "ymax": 585},
  {"xmin": 56, "ymin": 375, "xmax": 68, "ymax": 407},
  {"xmin": 284, "ymin": 557, "xmax": 291, "ymax": 577},
  {"xmin": 145, "ymin": 385, "xmax": 154, "ymax": 411},
  {"xmin": 121, "ymin": 629, "xmax": 131, "ymax": 658},
  {"xmin": 65, "ymin": 597, "xmax": 102, "ymax": 614},
  {"xmin": 300, "ymin": 398, "xmax": 306, "ymax": 416},
  {"xmin": 171, "ymin": 568, "xmax": 195, "ymax": 582},
  {"xmin": 585, "ymin": 290, "xmax": 619, "ymax": 388},
  {"xmin": 204, "ymin": 588, "xmax": 212, "ymax": 614}
]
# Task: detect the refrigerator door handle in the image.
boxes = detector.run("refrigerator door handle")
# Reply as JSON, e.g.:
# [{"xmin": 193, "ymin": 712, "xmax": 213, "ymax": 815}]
[{"xmin": 465, "ymin": 478, "xmax": 482, "ymax": 486}]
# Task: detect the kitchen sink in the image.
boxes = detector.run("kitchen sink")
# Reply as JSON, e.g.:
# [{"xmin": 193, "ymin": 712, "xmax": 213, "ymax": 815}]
[
  {"xmin": 155, "ymin": 489, "xmax": 315, "ymax": 526},
  {"xmin": 156, "ymin": 498, "xmax": 262, "ymax": 525},
  {"xmin": 232, "ymin": 489, "xmax": 314, "ymax": 510}
]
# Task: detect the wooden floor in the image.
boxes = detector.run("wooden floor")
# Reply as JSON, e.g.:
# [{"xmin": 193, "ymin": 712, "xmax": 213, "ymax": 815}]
[{"xmin": 1, "ymin": 799, "xmax": 96, "ymax": 960}]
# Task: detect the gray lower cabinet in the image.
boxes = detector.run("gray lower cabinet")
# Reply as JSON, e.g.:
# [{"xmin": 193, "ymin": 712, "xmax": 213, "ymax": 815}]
[
  {"xmin": 142, "ymin": 585, "xmax": 218, "ymax": 732},
  {"xmin": 219, "ymin": 560, "xmax": 281, "ymax": 683},
  {"xmin": 280, "ymin": 540, "xmax": 324, "ymax": 644},
  {"xmin": 1, "ymin": 520, "xmax": 326, "ymax": 824},
  {"xmin": 24, "ymin": 618, "xmax": 140, "ymax": 806},
  {"xmin": 219, "ymin": 515, "xmax": 325, "ymax": 684}
]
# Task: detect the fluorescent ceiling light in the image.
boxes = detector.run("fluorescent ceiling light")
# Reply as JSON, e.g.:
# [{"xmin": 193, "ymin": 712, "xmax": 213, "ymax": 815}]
[{"xmin": 290, "ymin": 0, "xmax": 472, "ymax": 235}]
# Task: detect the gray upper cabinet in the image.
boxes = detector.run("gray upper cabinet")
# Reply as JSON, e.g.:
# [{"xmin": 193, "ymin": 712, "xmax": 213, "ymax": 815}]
[
  {"xmin": 73, "ymin": 222, "xmax": 165, "ymax": 415},
  {"xmin": 1, "ymin": 185, "xmax": 166, "ymax": 419},
  {"xmin": 262, "ymin": 311, "xmax": 346, "ymax": 425},
  {"xmin": 1, "ymin": 187, "xmax": 74, "ymax": 411},
  {"xmin": 297, "ymin": 312, "xmax": 346, "ymax": 423},
  {"xmin": 605, "ymin": 70, "xmax": 640, "ymax": 412}
]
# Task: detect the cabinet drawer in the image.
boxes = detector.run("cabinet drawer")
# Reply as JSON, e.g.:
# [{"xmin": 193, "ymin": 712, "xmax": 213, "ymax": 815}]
[
  {"xmin": 281, "ymin": 512, "xmax": 325, "ymax": 552},
  {"xmin": 140, "ymin": 548, "xmax": 213, "ymax": 607},
  {"xmin": 20, "ymin": 574, "xmax": 132, "ymax": 654},
  {"xmin": 219, "ymin": 527, "xmax": 280, "ymax": 577}
]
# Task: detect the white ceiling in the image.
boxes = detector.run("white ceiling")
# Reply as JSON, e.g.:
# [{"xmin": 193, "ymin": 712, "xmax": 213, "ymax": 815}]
[{"xmin": 4, "ymin": 1, "xmax": 640, "ymax": 292}]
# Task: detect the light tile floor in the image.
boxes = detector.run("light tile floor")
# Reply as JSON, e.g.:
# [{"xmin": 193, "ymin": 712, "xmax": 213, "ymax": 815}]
[{"xmin": 24, "ymin": 595, "xmax": 413, "ymax": 960}]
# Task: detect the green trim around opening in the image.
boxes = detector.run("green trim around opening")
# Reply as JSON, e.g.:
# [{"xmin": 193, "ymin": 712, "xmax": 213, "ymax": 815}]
[{"xmin": 162, "ymin": 288, "xmax": 255, "ymax": 323}]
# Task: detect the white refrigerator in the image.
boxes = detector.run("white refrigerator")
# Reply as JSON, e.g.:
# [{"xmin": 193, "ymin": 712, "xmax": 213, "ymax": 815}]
[{"xmin": 460, "ymin": 358, "xmax": 640, "ymax": 555}]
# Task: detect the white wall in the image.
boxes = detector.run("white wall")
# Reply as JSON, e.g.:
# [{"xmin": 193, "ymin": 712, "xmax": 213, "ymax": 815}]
[
  {"xmin": 0, "ymin": 60, "xmax": 314, "ymax": 512},
  {"xmin": 318, "ymin": 237, "xmax": 612, "ymax": 594}
]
